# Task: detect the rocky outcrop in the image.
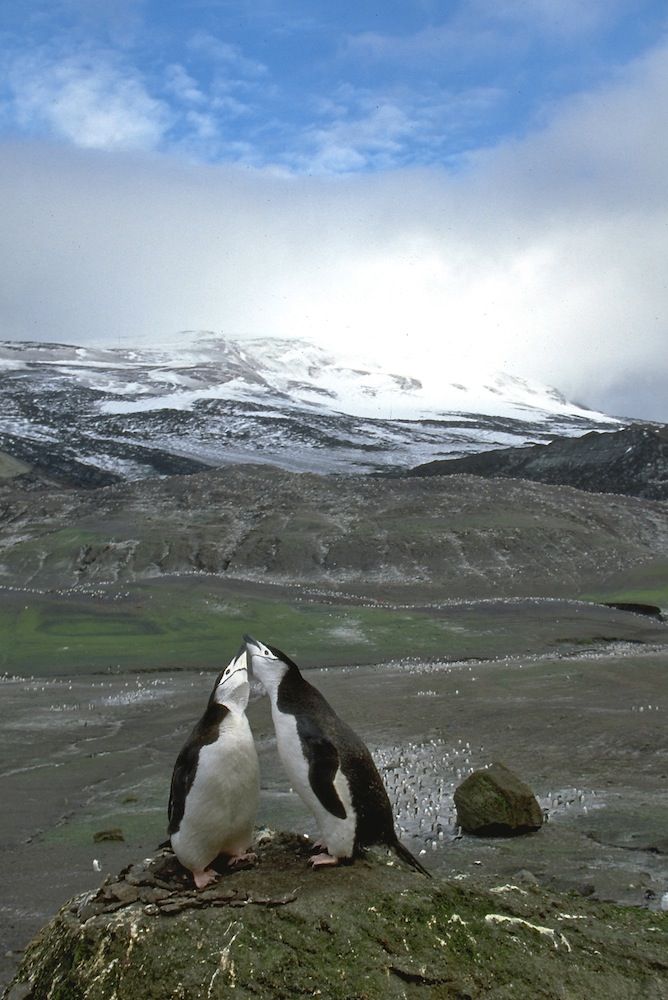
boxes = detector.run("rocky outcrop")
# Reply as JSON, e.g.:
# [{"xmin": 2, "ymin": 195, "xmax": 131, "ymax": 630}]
[
  {"xmin": 603, "ymin": 602, "xmax": 664, "ymax": 620},
  {"xmin": 454, "ymin": 763, "xmax": 544, "ymax": 836},
  {"xmin": 0, "ymin": 450, "xmax": 30, "ymax": 481},
  {"xmin": 0, "ymin": 431, "xmax": 212, "ymax": 490},
  {"xmin": 5, "ymin": 833, "xmax": 668, "ymax": 1000},
  {"xmin": 409, "ymin": 424, "xmax": 668, "ymax": 500}
]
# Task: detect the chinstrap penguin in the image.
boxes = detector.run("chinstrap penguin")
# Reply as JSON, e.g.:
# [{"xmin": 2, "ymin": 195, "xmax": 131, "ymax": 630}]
[
  {"xmin": 168, "ymin": 647, "xmax": 260, "ymax": 889},
  {"xmin": 244, "ymin": 634, "xmax": 430, "ymax": 876}
]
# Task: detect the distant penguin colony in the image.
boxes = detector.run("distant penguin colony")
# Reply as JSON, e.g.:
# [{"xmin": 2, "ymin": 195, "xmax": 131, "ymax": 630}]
[
  {"xmin": 168, "ymin": 647, "xmax": 259, "ymax": 889},
  {"xmin": 244, "ymin": 634, "xmax": 430, "ymax": 876},
  {"xmin": 167, "ymin": 635, "xmax": 429, "ymax": 886}
]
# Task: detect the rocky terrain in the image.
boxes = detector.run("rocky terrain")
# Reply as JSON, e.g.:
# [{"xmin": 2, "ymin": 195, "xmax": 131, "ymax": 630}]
[
  {"xmin": 409, "ymin": 424, "xmax": 668, "ymax": 500},
  {"xmin": 6, "ymin": 835, "xmax": 667, "ymax": 1000},
  {"xmin": 0, "ymin": 335, "xmax": 620, "ymax": 486}
]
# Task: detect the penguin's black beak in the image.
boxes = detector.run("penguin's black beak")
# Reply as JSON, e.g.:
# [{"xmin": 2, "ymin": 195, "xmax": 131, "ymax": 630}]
[{"xmin": 243, "ymin": 635, "xmax": 259, "ymax": 677}]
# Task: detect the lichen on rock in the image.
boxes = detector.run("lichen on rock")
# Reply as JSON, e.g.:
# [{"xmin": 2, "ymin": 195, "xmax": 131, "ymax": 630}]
[
  {"xmin": 5, "ymin": 832, "xmax": 668, "ymax": 1000},
  {"xmin": 454, "ymin": 762, "xmax": 544, "ymax": 836}
]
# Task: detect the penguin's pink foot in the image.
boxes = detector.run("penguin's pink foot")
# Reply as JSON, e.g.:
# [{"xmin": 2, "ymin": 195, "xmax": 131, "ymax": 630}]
[
  {"xmin": 228, "ymin": 851, "xmax": 257, "ymax": 868},
  {"xmin": 309, "ymin": 852, "xmax": 340, "ymax": 869},
  {"xmin": 193, "ymin": 868, "xmax": 217, "ymax": 890}
]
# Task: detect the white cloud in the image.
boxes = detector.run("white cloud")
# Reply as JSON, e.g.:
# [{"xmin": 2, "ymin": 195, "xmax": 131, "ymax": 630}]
[
  {"xmin": 1, "ymin": 41, "xmax": 262, "ymax": 163},
  {"xmin": 187, "ymin": 32, "xmax": 269, "ymax": 80},
  {"xmin": 346, "ymin": 22, "xmax": 505, "ymax": 67},
  {"xmin": 1, "ymin": 36, "xmax": 668, "ymax": 420},
  {"xmin": 7, "ymin": 51, "xmax": 171, "ymax": 151},
  {"xmin": 288, "ymin": 84, "xmax": 506, "ymax": 174},
  {"xmin": 348, "ymin": 0, "xmax": 630, "ymax": 65},
  {"xmin": 296, "ymin": 99, "xmax": 414, "ymax": 173},
  {"xmin": 164, "ymin": 64, "xmax": 207, "ymax": 106}
]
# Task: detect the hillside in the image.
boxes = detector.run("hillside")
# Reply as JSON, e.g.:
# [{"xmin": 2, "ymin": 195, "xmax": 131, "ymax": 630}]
[
  {"xmin": 409, "ymin": 424, "xmax": 668, "ymax": 500},
  {"xmin": 2, "ymin": 464, "xmax": 667, "ymax": 601}
]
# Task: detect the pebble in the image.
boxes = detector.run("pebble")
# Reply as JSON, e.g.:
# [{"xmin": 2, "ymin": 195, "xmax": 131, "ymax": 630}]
[
  {"xmin": 660, "ymin": 892, "xmax": 668, "ymax": 912},
  {"xmin": 513, "ymin": 869, "xmax": 539, "ymax": 886},
  {"xmin": 107, "ymin": 883, "xmax": 140, "ymax": 905}
]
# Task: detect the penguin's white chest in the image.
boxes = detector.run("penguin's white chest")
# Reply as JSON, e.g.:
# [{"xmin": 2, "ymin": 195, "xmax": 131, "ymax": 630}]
[
  {"xmin": 272, "ymin": 707, "xmax": 357, "ymax": 859},
  {"xmin": 172, "ymin": 713, "xmax": 259, "ymax": 872}
]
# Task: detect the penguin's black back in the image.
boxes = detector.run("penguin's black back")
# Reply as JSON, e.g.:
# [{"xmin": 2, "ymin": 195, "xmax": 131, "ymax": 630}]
[
  {"xmin": 167, "ymin": 701, "xmax": 229, "ymax": 835},
  {"xmin": 276, "ymin": 660, "xmax": 396, "ymax": 851}
]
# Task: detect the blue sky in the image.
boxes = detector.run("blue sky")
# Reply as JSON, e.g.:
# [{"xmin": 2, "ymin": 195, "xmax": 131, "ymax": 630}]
[
  {"xmin": 1, "ymin": 2, "xmax": 668, "ymax": 419},
  {"xmin": 2, "ymin": 0, "xmax": 665, "ymax": 172}
]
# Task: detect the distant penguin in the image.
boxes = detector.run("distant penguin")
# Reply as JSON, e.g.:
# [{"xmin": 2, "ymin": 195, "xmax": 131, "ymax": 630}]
[
  {"xmin": 168, "ymin": 647, "xmax": 259, "ymax": 889},
  {"xmin": 244, "ymin": 634, "xmax": 430, "ymax": 876}
]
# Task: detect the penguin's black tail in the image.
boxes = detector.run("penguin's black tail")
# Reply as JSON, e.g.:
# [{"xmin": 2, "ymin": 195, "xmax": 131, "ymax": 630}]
[{"xmin": 392, "ymin": 839, "xmax": 432, "ymax": 877}]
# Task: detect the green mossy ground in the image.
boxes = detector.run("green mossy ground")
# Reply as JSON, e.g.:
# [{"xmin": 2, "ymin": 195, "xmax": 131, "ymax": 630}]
[
  {"xmin": 0, "ymin": 583, "xmax": 481, "ymax": 674},
  {"xmin": 2, "ymin": 574, "xmax": 665, "ymax": 677},
  {"xmin": 582, "ymin": 557, "xmax": 668, "ymax": 608}
]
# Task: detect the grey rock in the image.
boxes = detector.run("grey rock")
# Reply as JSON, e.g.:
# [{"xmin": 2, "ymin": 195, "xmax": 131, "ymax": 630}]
[
  {"xmin": 454, "ymin": 762, "xmax": 543, "ymax": 836},
  {"xmin": 4, "ymin": 983, "xmax": 31, "ymax": 1000},
  {"xmin": 513, "ymin": 869, "xmax": 540, "ymax": 886},
  {"xmin": 6, "ymin": 834, "xmax": 668, "ymax": 1000},
  {"xmin": 92, "ymin": 828, "xmax": 124, "ymax": 843},
  {"xmin": 105, "ymin": 883, "xmax": 139, "ymax": 905}
]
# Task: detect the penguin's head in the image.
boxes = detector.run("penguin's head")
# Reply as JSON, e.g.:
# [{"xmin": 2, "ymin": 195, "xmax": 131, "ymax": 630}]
[
  {"xmin": 244, "ymin": 634, "xmax": 296, "ymax": 694},
  {"xmin": 210, "ymin": 646, "xmax": 250, "ymax": 712}
]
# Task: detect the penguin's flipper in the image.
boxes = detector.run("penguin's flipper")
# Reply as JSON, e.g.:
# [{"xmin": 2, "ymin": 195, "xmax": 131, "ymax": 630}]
[
  {"xmin": 302, "ymin": 732, "xmax": 347, "ymax": 819},
  {"xmin": 167, "ymin": 743, "xmax": 199, "ymax": 834}
]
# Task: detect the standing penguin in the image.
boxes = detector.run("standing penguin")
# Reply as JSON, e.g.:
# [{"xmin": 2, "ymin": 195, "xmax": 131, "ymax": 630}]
[
  {"xmin": 244, "ymin": 635, "xmax": 430, "ymax": 876},
  {"xmin": 168, "ymin": 647, "xmax": 259, "ymax": 889}
]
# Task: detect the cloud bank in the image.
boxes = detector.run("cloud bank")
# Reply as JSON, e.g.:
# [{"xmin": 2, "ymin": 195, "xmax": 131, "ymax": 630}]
[{"xmin": 1, "ymin": 37, "xmax": 668, "ymax": 420}]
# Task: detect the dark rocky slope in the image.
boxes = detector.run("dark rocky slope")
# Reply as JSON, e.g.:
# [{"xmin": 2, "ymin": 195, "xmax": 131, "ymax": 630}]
[{"xmin": 408, "ymin": 425, "xmax": 668, "ymax": 500}]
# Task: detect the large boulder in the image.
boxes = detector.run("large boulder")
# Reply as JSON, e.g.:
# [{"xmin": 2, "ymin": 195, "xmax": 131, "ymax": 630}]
[
  {"xmin": 5, "ymin": 832, "xmax": 668, "ymax": 1000},
  {"xmin": 454, "ymin": 762, "xmax": 543, "ymax": 836}
]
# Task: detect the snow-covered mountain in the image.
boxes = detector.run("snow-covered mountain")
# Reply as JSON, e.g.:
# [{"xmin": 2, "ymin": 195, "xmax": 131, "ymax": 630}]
[{"xmin": 0, "ymin": 333, "xmax": 621, "ymax": 486}]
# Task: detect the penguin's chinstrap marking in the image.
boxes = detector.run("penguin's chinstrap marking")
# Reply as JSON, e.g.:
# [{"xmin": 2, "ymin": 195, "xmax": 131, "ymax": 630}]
[
  {"xmin": 168, "ymin": 647, "xmax": 260, "ymax": 889},
  {"xmin": 244, "ymin": 634, "xmax": 430, "ymax": 876}
]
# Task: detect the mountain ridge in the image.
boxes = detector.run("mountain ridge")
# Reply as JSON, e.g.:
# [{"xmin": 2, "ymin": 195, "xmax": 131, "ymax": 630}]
[{"xmin": 0, "ymin": 334, "xmax": 620, "ymax": 487}]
